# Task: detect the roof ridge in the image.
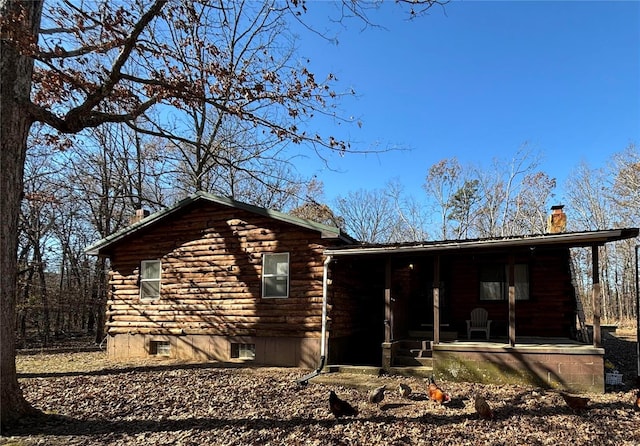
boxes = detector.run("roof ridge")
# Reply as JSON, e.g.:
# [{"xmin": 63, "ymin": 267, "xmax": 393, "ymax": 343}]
[{"xmin": 85, "ymin": 191, "xmax": 355, "ymax": 255}]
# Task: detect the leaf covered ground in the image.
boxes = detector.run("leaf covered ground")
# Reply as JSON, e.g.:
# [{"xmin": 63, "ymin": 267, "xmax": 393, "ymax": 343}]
[{"xmin": 4, "ymin": 331, "xmax": 640, "ymax": 446}]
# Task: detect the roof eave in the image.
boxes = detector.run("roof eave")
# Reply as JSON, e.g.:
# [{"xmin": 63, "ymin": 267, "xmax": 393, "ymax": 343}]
[
  {"xmin": 324, "ymin": 228, "xmax": 640, "ymax": 257},
  {"xmin": 84, "ymin": 194, "xmax": 202, "ymax": 256}
]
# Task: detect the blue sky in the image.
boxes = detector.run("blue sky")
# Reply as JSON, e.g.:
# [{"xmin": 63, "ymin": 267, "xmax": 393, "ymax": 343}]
[{"xmin": 290, "ymin": 1, "xmax": 640, "ymax": 203}]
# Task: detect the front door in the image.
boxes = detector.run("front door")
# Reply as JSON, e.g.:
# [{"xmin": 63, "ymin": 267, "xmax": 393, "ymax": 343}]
[{"xmin": 407, "ymin": 259, "xmax": 449, "ymax": 330}]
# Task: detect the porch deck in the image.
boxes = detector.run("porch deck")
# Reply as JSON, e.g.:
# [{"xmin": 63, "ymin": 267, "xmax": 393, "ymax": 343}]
[
  {"xmin": 383, "ymin": 336, "xmax": 605, "ymax": 393},
  {"xmin": 437, "ymin": 336, "xmax": 598, "ymax": 351},
  {"xmin": 433, "ymin": 337, "xmax": 604, "ymax": 393}
]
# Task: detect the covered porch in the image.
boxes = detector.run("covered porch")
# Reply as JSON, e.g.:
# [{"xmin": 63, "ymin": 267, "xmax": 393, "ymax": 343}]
[{"xmin": 324, "ymin": 228, "xmax": 639, "ymax": 393}]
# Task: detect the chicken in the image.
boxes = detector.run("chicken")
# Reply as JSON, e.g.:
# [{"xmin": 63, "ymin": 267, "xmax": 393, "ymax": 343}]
[
  {"xmin": 633, "ymin": 389, "xmax": 640, "ymax": 411},
  {"xmin": 368, "ymin": 384, "xmax": 386, "ymax": 406},
  {"xmin": 560, "ymin": 392, "xmax": 590, "ymax": 413},
  {"xmin": 329, "ymin": 391, "xmax": 358, "ymax": 419},
  {"xmin": 474, "ymin": 395, "xmax": 494, "ymax": 420},
  {"xmin": 398, "ymin": 383, "xmax": 412, "ymax": 399},
  {"xmin": 427, "ymin": 376, "xmax": 451, "ymax": 405}
]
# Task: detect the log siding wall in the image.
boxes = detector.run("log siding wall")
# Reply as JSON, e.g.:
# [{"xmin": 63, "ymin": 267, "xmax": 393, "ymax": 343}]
[
  {"xmin": 447, "ymin": 248, "xmax": 576, "ymax": 338},
  {"xmin": 102, "ymin": 199, "xmax": 580, "ymax": 369},
  {"xmin": 104, "ymin": 202, "xmax": 345, "ymax": 366}
]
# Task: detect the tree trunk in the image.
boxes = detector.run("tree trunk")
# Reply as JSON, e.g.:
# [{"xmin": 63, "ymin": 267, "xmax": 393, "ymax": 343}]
[
  {"xmin": 0, "ymin": 0, "xmax": 43, "ymax": 432},
  {"xmin": 95, "ymin": 305, "xmax": 106, "ymax": 345},
  {"xmin": 55, "ymin": 248, "xmax": 67, "ymax": 335},
  {"xmin": 94, "ymin": 257, "xmax": 108, "ymax": 344},
  {"xmin": 34, "ymin": 244, "xmax": 51, "ymax": 347}
]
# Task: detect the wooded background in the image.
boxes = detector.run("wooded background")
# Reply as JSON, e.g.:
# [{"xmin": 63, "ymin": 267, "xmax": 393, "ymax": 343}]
[
  {"xmin": 17, "ymin": 141, "xmax": 639, "ymax": 348},
  {"xmin": 8, "ymin": 1, "xmax": 638, "ymax": 349}
]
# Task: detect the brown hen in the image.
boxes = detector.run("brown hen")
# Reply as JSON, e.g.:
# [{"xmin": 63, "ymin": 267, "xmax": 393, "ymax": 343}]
[
  {"xmin": 560, "ymin": 392, "xmax": 590, "ymax": 413},
  {"xmin": 329, "ymin": 391, "xmax": 358, "ymax": 419},
  {"xmin": 368, "ymin": 384, "xmax": 386, "ymax": 406},
  {"xmin": 398, "ymin": 383, "xmax": 412, "ymax": 399},
  {"xmin": 427, "ymin": 376, "xmax": 451, "ymax": 405},
  {"xmin": 474, "ymin": 395, "xmax": 494, "ymax": 420}
]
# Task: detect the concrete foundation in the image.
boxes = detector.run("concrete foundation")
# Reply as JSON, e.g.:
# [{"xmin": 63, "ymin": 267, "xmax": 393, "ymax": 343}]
[
  {"xmin": 106, "ymin": 333, "xmax": 320, "ymax": 368},
  {"xmin": 432, "ymin": 340, "xmax": 605, "ymax": 393}
]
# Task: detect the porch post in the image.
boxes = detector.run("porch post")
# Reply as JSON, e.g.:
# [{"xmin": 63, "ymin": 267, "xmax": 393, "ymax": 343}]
[
  {"xmin": 508, "ymin": 256, "xmax": 516, "ymax": 347},
  {"xmin": 385, "ymin": 256, "xmax": 392, "ymax": 342},
  {"xmin": 592, "ymin": 245, "xmax": 602, "ymax": 347},
  {"xmin": 635, "ymin": 244, "xmax": 639, "ymax": 378},
  {"xmin": 433, "ymin": 255, "xmax": 440, "ymax": 345}
]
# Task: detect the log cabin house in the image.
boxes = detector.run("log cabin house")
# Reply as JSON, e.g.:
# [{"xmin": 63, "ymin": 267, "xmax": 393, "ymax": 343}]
[
  {"xmin": 85, "ymin": 192, "xmax": 639, "ymax": 392},
  {"xmin": 85, "ymin": 192, "xmax": 355, "ymax": 368}
]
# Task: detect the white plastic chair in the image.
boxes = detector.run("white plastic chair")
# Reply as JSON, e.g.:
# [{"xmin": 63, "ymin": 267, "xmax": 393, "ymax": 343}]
[{"xmin": 466, "ymin": 308, "xmax": 492, "ymax": 340}]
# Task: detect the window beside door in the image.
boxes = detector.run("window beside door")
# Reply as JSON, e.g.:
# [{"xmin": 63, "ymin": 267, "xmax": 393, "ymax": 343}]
[{"xmin": 479, "ymin": 263, "xmax": 529, "ymax": 301}]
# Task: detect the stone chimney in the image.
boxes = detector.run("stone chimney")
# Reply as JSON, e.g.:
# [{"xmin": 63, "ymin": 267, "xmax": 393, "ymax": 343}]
[
  {"xmin": 546, "ymin": 205, "xmax": 567, "ymax": 233},
  {"xmin": 130, "ymin": 208, "xmax": 150, "ymax": 225}
]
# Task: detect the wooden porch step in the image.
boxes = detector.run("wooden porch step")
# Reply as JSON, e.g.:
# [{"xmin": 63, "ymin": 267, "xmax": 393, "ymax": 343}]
[
  {"xmin": 396, "ymin": 339, "xmax": 431, "ymax": 351},
  {"xmin": 409, "ymin": 348, "xmax": 433, "ymax": 358},
  {"xmin": 394, "ymin": 349, "xmax": 432, "ymax": 361},
  {"xmin": 394, "ymin": 337, "xmax": 433, "ymax": 367},
  {"xmin": 408, "ymin": 330, "xmax": 458, "ymax": 340},
  {"xmin": 393, "ymin": 354, "xmax": 433, "ymax": 367},
  {"xmin": 388, "ymin": 366, "xmax": 434, "ymax": 378},
  {"xmin": 324, "ymin": 365, "xmax": 383, "ymax": 375}
]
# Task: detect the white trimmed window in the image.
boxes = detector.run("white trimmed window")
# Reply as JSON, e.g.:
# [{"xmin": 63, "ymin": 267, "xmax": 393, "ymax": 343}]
[
  {"xmin": 480, "ymin": 263, "xmax": 529, "ymax": 301},
  {"xmin": 262, "ymin": 253, "xmax": 289, "ymax": 298},
  {"xmin": 140, "ymin": 260, "xmax": 161, "ymax": 300}
]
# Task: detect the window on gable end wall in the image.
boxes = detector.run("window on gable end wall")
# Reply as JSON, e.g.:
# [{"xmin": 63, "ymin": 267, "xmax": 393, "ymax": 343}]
[
  {"xmin": 262, "ymin": 252, "xmax": 289, "ymax": 298},
  {"xmin": 140, "ymin": 260, "xmax": 161, "ymax": 300},
  {"xmin": 479, "ymin": 263, "xmax": 529, "ymax": 301}
]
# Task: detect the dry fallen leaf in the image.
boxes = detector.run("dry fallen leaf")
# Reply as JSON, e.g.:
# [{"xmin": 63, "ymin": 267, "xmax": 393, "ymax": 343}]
[{"xmin": 8, "ymin": 332, "xmax": 639, "ymax": 446}]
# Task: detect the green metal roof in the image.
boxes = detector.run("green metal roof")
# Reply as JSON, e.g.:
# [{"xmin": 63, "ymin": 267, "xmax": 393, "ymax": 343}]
[
  {"xmin": 324, "ymin": 228, "xmax": 639, "ymax": 257},
  {"xmin": 85, "ymin": 191, "xmax": 355, "ymax": 256}
]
